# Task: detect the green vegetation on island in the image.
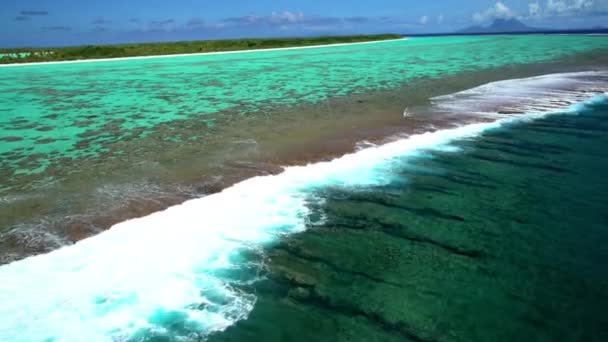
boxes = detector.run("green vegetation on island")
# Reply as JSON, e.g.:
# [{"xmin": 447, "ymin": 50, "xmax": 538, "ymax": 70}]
[{"xmin": 0, "ymin": 34, "xmax": 401, "ymax": 64}]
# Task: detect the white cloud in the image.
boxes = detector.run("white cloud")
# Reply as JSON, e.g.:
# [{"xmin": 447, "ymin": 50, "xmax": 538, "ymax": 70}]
[
  {"xmin": 529, "ymin": 2, "xmax": 542, "ymax": 17},
  {"xmin": 270, "ymin": 11, "xmax": 304, "ymax": 24},
  {"xmin": 473, "ymin": 1, "xmax": 516, "ymax": 23},
  {"xmin": 419, "ymin": 15, "xmax": 428, "ymax": 24},
  {"xmin": 527, "ymin": 0, "xmax": 602, "ymax": 19},
  {"xmin": 437, "ymin": 14, "xmax": 444, "ymax": 24},
  {"xmin": 547, "ymin": 0, "xmax": 567, "ymax": 12},
  {"xmin": 546, "ymin": 0, "xmax": 594, "ymax": 13}
]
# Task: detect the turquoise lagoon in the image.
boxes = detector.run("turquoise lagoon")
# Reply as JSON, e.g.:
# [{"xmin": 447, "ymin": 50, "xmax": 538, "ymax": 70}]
[
  {"xmin": 0, "ymin": 35, "xmax": 607, "ymax": 342},
  {"xmin": 1, "ymin": 36, "xmax": 608, "ymax": 178}
]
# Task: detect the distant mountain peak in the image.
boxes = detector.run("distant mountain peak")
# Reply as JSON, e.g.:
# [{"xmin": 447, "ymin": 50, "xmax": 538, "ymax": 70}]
[
  {"xmin": 489, "ymin": 18, "xmax": 530, "ymax": 30},
  {"xmin": 460, "ymin": 18, "xmax": 535, "ymax": 34}
]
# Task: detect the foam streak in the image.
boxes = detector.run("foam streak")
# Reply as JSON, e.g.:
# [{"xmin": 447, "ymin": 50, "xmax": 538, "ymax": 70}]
[{"xmin": 0, "ymin": 72, "xmax": 606, "ymax": 341}]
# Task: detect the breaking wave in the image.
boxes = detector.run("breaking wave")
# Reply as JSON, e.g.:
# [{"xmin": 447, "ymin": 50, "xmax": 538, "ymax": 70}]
[{"xmin": 0, "ymin": 71, "xmax": 606, "ymax": 341}]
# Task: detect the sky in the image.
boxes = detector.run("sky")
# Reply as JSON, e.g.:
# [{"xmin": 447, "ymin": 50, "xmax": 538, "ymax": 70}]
[{"xmin": 1, "ymin": 0, "xmax": 607, "ymax": 47}]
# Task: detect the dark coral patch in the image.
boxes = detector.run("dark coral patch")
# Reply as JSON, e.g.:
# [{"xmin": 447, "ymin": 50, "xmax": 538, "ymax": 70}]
[
  {"xmin": 35, "ymin": 138, "xmax": 56, "ymax": 144},
  {"xmin": 0, "ymin": 136, "xmax": 23, "ymax": 142},
  {"xmin": 35, "ymin": 126, "xmax": 55, "ymax": 132}
]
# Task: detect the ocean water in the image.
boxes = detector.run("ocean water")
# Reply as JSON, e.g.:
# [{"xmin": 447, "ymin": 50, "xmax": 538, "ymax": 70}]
[
  {"xmin": 1, "ymin": 36, "xmax": 608, "ymax": 179},
  {"xmin": 212, "ymin": 97, "xmax": 608, "ymax": 342},
  {"xmin": 0, "ymin": 71, "xmax": 606, "ymax": 341},
  {"xmin": 1, "ymin": 35, "xmax": 608, "ymax": 265},
  {"xmin": 211, "ymin": 96, "xmax": 608, "ymax": 342}
]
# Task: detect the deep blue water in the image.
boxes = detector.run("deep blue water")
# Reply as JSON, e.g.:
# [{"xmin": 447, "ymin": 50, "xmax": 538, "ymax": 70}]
[{"xmin": 209, "ymin": 97, "xmax": 608, "ymax": 342}]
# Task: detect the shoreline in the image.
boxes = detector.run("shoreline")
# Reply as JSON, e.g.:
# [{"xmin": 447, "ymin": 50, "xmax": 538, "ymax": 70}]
[
  {"xmin": 1, "ymin": 69, "xmax": 606, "ymax": 262},
  {"xmin": 1, "ymin": 92, "xmax": 605, "ymax": 341},
  {"xmin": 0, "ymin": 37, "xmax": 407, "ymax": 67},
  {"xmin": 2, "ymin": 64, "xmax": 607, "ymax": 264}
]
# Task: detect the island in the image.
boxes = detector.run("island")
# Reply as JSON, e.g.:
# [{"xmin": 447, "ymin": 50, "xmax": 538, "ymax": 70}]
[{"xmin": 0, "ymin": 34, "xmax": 401, "ymax": 64}]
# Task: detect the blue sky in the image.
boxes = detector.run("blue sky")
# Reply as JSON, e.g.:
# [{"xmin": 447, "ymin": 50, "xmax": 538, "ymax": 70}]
[{"xmin": 2, "ymin": 0, "xmax": 607, "ymax": 47}]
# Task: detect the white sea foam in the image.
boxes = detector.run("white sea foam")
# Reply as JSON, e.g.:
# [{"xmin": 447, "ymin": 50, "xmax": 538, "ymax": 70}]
[
  {"xmin": 0, "ymin": 73, "xmax": 606, "ymax": 342},
  {"xmin": 431, "ymin": 71, "xmax": 608, "ymax": 117}
]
